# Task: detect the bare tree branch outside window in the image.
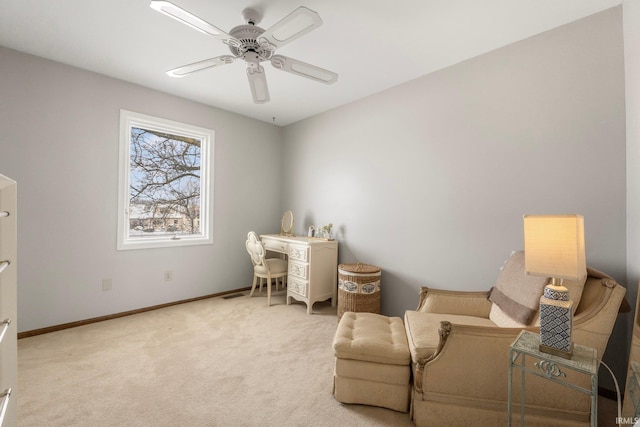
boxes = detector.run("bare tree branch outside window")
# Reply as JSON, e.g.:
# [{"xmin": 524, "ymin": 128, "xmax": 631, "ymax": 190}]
[{"xmin": 128, "ymin": 127, "xmax": 202, "ymax": 238}]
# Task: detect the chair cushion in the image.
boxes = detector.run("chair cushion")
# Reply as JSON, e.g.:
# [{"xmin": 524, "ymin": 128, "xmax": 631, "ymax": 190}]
[
  {"xmin": 255, "ymin": 258, "xmax": 287, "ymax": 275},
  {"xmin": 404, "ymin": 311, "xmax": 496, "ymax": 363},
  {"xmin": 333, "ymin": 312, "xmax": 410, "ymax": 365},
  {"xmin": 488, "ymin": 251, "xmax": 547, "ymax": 325}
]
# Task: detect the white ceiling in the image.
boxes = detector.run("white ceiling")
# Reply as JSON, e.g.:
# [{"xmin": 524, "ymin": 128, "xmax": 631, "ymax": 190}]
[{"xmin": 0, "ymin": 0, "xmax": 622, "ymax": 126}]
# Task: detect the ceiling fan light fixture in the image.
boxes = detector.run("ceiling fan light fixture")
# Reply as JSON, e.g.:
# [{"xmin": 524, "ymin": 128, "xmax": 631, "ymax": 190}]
[
  {"xmin": 244, "ymin": 52, "xmax": 260, "ymax": 68},
  {"xmin": 152, "ymin": 1, "xmax": 338, "ymax": 103},
  {"xmin": 150, "ymin": 1, "xmax": 222, "ymax": 37}
]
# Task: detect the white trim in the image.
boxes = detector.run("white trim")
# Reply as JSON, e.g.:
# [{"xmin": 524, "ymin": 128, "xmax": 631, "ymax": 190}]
[{"xmin": 117, "ymin": 110, "xmax": 214, "ymax": 250}]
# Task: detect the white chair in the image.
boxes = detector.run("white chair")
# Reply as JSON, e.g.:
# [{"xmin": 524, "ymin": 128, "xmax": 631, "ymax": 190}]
[{"xmin": 245, "ymin": 231, "xmax": 288, "ymax": 306}]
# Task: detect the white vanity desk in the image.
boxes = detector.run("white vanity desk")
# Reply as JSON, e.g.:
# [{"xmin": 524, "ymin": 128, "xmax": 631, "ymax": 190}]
[{"xmin": 260, "ymin": 234, "xmax": 338, "ymax": 314}]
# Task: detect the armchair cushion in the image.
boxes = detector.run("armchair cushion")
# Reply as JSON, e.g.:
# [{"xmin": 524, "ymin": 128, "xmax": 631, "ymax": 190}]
[
  {"xmin": 404, "ymin": 311, "xmax": 495, "ymax": 363},
  {"xmin": 488, "ymin": 251, "xmax": 547, "ymax": 325}
]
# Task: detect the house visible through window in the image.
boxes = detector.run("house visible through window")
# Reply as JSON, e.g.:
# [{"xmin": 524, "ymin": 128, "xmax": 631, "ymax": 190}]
[{"xmin": 118, "ymin": 110, "xmax": 213, "ymax": 250}]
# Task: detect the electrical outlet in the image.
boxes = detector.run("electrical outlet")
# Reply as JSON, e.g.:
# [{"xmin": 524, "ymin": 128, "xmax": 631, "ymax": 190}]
[
  {"xmin": 102, "ymin": 278, "xmax": 112, "ymax": 291},
  {"xmin": 164, "ymin": 271, "xmax": 173, "ymax": 282}
]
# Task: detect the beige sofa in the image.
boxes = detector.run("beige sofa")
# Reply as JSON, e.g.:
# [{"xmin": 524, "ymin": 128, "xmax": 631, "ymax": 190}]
[{"xmin": 404, "ymin": 265, "xmax": 627, "ymax": 426}]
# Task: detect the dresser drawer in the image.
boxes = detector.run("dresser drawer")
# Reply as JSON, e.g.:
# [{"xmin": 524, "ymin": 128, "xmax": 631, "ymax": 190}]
[
  {"xmin": 288, "ymin": 278, "xmax": 308, "ymax": 297},
  {"xmin": 288, "ymin": 261, "xmax": 309, "ymax": 280},
  {"xmin": 262, "ymin": 237, "xmax": 288, "ymax": 254},
  {"xmin": 288, "ymin": 244, "xmax": 309, "ymax": 262}
]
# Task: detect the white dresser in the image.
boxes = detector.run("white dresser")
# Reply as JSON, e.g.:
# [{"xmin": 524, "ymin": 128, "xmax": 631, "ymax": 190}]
[
  {"xmin": 0, "ymin": 175, "xmax": 16, "ymax": 427},
  {"xmin": 260, "ymin": 234, "xmax": 338, "ymax": 314}
]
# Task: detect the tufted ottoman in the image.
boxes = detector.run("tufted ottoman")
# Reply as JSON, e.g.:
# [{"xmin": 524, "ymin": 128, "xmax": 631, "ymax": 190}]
[{"xmin": 332, "ymin": 312, "xmax": 411, "ymax": 412}]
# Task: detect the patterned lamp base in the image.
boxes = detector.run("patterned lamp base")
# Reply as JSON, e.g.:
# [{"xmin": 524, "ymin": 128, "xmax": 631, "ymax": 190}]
[{"xmin": 539, "ymin": 284, "xmax": 573, "ymax": 359}]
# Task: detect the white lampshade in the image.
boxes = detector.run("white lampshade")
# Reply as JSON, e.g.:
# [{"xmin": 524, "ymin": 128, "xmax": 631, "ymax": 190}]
[{"xmin": 523, "ymin": 214, "xmax": 586, "ymax": 282}]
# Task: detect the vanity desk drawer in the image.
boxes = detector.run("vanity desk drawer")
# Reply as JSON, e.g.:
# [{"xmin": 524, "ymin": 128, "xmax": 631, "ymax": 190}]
[
  {"xmin": 288, "ymin": 278, "xmax": 308, "ymax": 297},
  {"xmin": 288, "ymin": 244, "xmax": 308, "ymax": 261},
  {"xmin": 289, "ymin": 261, "xmax": 309, "ymax": 280},
  {"xmin": 262, "ymin": 237, "xmax": 288, "ymax": 254}
]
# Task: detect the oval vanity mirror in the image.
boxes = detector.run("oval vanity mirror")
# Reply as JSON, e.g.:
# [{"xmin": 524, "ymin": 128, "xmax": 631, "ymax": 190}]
[{"xmin": 280, "ymin": 210, "xmax": 294, "ymax": 236}]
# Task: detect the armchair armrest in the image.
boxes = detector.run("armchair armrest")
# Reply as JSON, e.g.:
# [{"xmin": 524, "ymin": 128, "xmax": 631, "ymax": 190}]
[
  {"xmin": 410, "ymin": 321, "xmax": 526, "ymax": 396},
  {"xmin": 413, "ymin": 322, "xmax": 592, "ymax": 418},
  {"xmin": 417, "ymin": 287, "xmax": 492, "ymax": 318}
]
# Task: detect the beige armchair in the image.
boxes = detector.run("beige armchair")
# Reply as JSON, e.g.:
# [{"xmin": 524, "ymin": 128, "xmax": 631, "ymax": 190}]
[{"xmin": 404, "ymin": 268, "xmax": 627, "ymax": 426}]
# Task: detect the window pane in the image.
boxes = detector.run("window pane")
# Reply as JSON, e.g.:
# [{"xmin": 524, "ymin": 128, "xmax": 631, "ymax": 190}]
[{"xmin": 129, "ymin": 127, "xmax": 202, "ymax": 239}]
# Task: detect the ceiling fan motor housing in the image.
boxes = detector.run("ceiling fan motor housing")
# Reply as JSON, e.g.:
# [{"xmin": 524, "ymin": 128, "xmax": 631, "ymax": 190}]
[{"xmin": 227, "ymin": 25, "xmax": 273, "ymax": 62}]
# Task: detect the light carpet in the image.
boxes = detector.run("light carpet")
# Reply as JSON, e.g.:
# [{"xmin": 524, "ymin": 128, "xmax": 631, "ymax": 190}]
[{"xmin": 18, "ymin": 290, "xmax": 414, "ymax": 426}]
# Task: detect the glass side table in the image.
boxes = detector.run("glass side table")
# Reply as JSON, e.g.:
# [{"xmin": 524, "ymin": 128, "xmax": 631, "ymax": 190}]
[
  {"xmin": 508, "ymin": 330, "xmax": 598, "ymax": 427},
  {"xmin": 626, "ymin": 361, "xmax": 640, "ymax": 418}
]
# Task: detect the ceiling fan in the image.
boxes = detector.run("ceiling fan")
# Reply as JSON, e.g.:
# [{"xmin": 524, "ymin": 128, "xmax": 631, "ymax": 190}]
[{"xmin": 150, "ymin": 1, "xmax": 338, "ymax": 104}]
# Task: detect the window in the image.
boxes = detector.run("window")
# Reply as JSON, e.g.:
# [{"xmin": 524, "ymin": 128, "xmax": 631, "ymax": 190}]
[{"xmin": 117, "ymin": 110, "xmax": 213, "ymax": 250}]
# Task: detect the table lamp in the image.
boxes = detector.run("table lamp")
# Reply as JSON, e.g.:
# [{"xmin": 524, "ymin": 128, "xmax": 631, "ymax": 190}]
[{"xmin": 523, "ymin": 214, "xmax": 586, "ymax": 359}]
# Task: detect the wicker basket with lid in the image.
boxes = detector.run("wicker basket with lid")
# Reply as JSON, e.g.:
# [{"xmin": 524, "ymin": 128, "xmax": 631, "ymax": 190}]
[{"xmin": 337, "ymin": 263, "xmax": 382, "ymax": 320}]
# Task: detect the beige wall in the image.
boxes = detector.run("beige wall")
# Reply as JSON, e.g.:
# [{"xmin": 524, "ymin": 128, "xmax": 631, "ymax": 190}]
[
  {"xmin": 624, "ymin": 0, "xmax": 640, "ymax": 396},
  {"xmin": 284, "ymin": 7, "xmax": 626, "ymax": 312},
  {"xmin": 283, "ymin": 7, "xmax": 627, "ymax": 383},
  {"xmin": 625, "ymin": 0, "xmax": 640, "ymax": 330},
  {"xmin": 0, "ymin": 46, "xmax": 284, "ymax": 332}
]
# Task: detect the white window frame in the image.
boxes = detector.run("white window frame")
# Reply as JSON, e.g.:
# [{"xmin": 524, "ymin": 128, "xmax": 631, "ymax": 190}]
[{"xmin": 117, "ymin": 110, "xmax": 214, "ymax": 250}]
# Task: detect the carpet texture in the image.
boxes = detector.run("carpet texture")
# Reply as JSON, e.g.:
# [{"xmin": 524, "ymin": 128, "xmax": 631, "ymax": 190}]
[{"xmin": 18, "ymin": 291, "xmax": 414, "ymax": 426}]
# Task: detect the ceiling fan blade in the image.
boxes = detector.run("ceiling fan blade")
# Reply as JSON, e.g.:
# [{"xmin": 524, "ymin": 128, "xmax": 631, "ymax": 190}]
[
  {"xmin": 258, "ymin": 6, "xmax": 322, "ymax": 50},
  {"xmin": 150, "ymin": 0, "xmax": 237, "ymax": 44},
  {"xmin": 167, "ymin": 55, "xmax": 236, "ymax": 77},
  {"xmin": 246, "ymin": 65, "xmax": 270, "ymax": 104},
  {"xmin": 270, "ymin": 55, "xmax": 338, "ymax": 84}
]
